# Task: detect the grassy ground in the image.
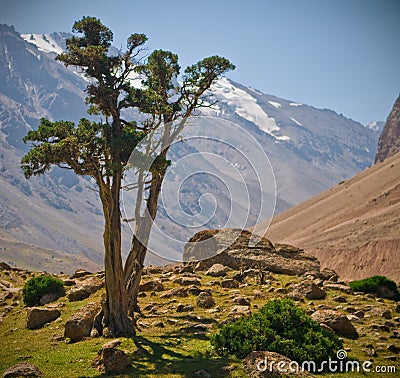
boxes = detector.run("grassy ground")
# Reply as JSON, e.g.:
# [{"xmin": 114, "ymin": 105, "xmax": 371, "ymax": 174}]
[{"xmin": 0, "ymin": 268, "xmax": 399, "ymax": 377}]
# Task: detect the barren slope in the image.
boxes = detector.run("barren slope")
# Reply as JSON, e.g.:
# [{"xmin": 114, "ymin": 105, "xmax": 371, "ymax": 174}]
[{"xmin": 254, "ymin": 152, "xmax": 400, "ymax": 281}]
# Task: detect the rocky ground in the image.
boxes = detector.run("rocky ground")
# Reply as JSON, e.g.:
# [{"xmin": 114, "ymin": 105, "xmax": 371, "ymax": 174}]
[{"xmin": 0, "ymin": 254, "xmax": 399, "ymax": 377}]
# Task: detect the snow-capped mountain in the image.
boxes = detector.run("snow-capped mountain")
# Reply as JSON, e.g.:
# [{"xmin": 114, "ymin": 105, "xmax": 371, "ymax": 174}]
[{"xmin": 0, "ymin": 24, "xmax": 381, "ymax": 270}]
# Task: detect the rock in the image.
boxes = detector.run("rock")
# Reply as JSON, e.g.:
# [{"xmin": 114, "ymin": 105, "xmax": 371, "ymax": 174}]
[
  {"xmin": 173, "ymin": 276, "xmax": 201, "ymax": 286},
  {"xmin": 70, "ymin": 269, "xmax": 92, "ymax": 279},
  {"xmin": 62, "ymin": 279, "xmax": 76, "ymax": 287},
  {"xmin": 160, "ymin": 287, "xmax": 188, "ymax": 298},
  {"xmin": 347, "ymin": 314, "xmax": 361, "ymax": 323},
  {"xmin": 38, "ymin": 293, "xmax": 59, "ymax": 306},
  {"xmin": 230, "ymin": 305, "xmax": 250, "ymax": 315},
  {"xmin": 67, "ymin": 287, "xmax": 91, "ymax": 302},
  {"xmin": 323, "ymin": 283, "xmax": 353, "ymax": 294},
  {"xmin": 205, "ymin": 264, "xmax": 231, "ymax": 277},
  {"xmin": 92, "ymin": 341, "xmax": 130, "ymax": 374},
  {"xmin": 289, "ymin": 280, "xmax": 326, "ymax": 300},
  {"xmin": 197, "ymin": 292, "xmax": 215, "ymax": 309},
  {"xmin": 233, "ymin": 296, "xmax": 250, "ymax": 306},
  {"xmin": 319, "ymin": 268, "xmax": 339, "ymax": 282},
  {"xmin": 388, "ymin": 344, "xmax": 400, "ymax": 354},
  {"xmin": 139, "ymin": 279, "xmax": 164, "ymax": 292},
  {"xmin": 395, "ymin": 302, "xmax": 400, "ymax": 313},
  {"xmin": 194, "ymin": 369, "xmax": 211, "ymax": 377},
  {"xmin": 242, "ymin": 351, "xmax": 311, "ymax": 377},
  {"xmin": 253, "ymin": 289, "xmax": 264, "ymax": 299},
  {"xmin": 0, "ymin": 262, "xmax": 12, "ymax": 271},
  {"xmin": 221, "ymin": 279, "xmax": 240, "ymax": 289},
  {"xmin": 333, "ymin": 296, "xmax": 347, "ymax": 303},
  {"xmin": 382, "ymin": 310, "xmax": 392, "ymax": 319},
  {"xmin": 67, "ymin": 276, "xmax": 104, "ymax": 302},
  {"xmin": 376, "ymin": 94, "xmax": 400, "ymax": 162},
  {"xmin": 354, "ymin": 310, "xmax": 365, "ymax": 319},
  {"xmin": 64, "ymin": 301, "xmax": 101, "ymax": 342},
  {"xmin": 187, "ymin": 285, "xmax": 202, "ymax": 296},
  {"xmin": 26, "ymin": 307, "xmax": 61, "ymax": 330},
  {"xmin": 311, "ymin": 309, "xmax": 359, "ymax": 339},
  {"xmin": 176, "ymin": 304, "xmax": 194, "ymax": 312},
  {"xmin": 2, "ymin": 362, "xmax": 43, "ymax": 377},
  {"xmin": 183, "ymin": 228, "xmax": 320, "ymax": 276}
]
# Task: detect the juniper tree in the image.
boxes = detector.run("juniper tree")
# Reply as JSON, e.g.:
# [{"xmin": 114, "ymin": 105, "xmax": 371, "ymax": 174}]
[{"xmin": 21, "ymin": 16, "xmax": 234, "ymax": 337}]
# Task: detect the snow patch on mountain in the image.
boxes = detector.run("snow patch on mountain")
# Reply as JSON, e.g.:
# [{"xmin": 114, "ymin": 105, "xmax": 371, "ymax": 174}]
[
  {"xmin": 22, "ymin": 33, "xmax": 64, "ymax": 55},
  {"xmin": 291, "ymin": 117, "xmax": 303, "ymax": 126},
  {"xmin": 211, "ymin": 78, "xmax": 290, "ymax": 140},
  {"xmin": 268, "ymin": 101, "xmax": 281, "ymax": 109},
  {"xmin": 366, "ymin": 121, "xmax": 385, "ymax": 133}
]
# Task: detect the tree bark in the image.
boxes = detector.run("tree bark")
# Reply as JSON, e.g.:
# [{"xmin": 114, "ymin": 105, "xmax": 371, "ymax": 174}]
[
  {"xmin": 124, "ymin": 165, "xmax": 166, "ymax": 316},
  {"xmin": 100, "ymin": 173, "xmax": 135, "ymax": 337}
]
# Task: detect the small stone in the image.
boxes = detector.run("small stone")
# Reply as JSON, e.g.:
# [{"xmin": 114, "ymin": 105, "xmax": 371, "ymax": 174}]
[
  {"xmin": 221, "ymin": 279, "xmax": 239, "ymax": 289},
  {"xmin": 2, "ymin": 362, "xmax": 42, "ymax": 377},
  {"xmin": 205, "ymin": 264, "xmax": 231, "ymax": 277},
  {"xmin": 382, "ymin": 310, "xmax": 392, "ymax": 319},
  {"xmin": 333, "ymin": 296, "xmax": 347, "ymax": 303},
  {"xmin": 92, "ymin": 344, "xmax": 131, "ymax": 373},
  {"xmin": 139, "ymin": 280, "xmax": 164, "ymax": 292},
  {"xmin": 70, "ymin": 269, "xmax": 92, "ymax": 279},
  {"xmin": 196, "ymin": 292, "xmax": 215, "ymax": 309},
  {"xmin": 232, "ymin": 296, "xmax": 250, "ymax": 306}
]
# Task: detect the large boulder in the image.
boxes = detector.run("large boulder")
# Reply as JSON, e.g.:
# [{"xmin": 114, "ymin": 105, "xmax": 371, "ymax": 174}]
[
  {"xmin": 184, "ymin": 228, "xmax": 319, "ymax": 276},
  {"xmin": 64, "ymin": 301, "xmax": 101, "ymax": 342},
  {"xmin": 311, "ymin": 309, "xmax": 359, "ymax": 339},
  {"xmin": 2, "ymin": 362, "xmax": 42, "ymax": 377},
  {"xmin": 242, "ymin": 351, "xmax": 312, "ymax": 377},
  {"xmin": 92, "ymin": 340, "xmax": 131, "ymax": 374},
  {"xmin": 26, "ymin": 307, "xmax": 61, "ymax": 330}
]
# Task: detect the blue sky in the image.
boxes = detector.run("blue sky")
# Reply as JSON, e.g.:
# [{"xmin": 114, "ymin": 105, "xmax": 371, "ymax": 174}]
[{"xmin": 0, "ymin": 0, "xmax": 399, "ymax": 125}]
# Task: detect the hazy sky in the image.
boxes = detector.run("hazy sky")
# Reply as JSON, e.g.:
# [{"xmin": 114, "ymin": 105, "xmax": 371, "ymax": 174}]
[{"xmin": 0, "ymin": 0, "xmax": 399, "ymax": 125}]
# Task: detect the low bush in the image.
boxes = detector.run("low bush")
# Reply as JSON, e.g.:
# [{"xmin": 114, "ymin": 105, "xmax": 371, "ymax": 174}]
[
  {"xmin": 22, "ymin": 275, "xmax": 65, "ymax": 307},
  {"xmin": 210, "ymin": 298, "xmax": 342, "ymax": 363},
  {"xmin": 349, "ymin": 275, "xmax": 400, "ymax": 300}
]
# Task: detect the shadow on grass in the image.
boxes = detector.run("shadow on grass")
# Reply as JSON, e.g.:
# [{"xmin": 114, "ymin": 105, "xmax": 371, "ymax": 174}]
[{"xmin": 79, "ymin": 333, "xmax": 237, "ymax": 378}]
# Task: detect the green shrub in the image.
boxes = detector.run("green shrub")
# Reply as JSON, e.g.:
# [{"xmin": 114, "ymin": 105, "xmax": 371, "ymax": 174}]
[
  {"xmin": 22, "ymin": 275, "xmax": 65, "ymax": 307},
  {"xmin": 210, "ymin": 298, "xmax": 342, "ymax": 363},
  {"xmin": 349, "ymin": 275, "xmax": 400, "ymax": 300}
]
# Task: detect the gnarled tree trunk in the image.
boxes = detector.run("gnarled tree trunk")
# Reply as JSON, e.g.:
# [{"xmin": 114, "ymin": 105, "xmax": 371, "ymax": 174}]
[{"xmin": 99, "ymin": 173, "xmax": 135, "ymax": 337}]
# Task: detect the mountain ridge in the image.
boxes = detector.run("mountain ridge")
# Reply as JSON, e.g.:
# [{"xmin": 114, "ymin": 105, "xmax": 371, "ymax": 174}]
[{"xmin": 0, "ymin": 24, "xmax": 382, "ymax": 271}]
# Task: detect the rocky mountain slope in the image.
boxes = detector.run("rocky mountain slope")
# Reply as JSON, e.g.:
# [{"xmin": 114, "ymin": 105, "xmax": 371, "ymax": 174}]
[
  {"xmin": 376, "ymin": 95, "xmax": 400, "ymax": 163},
  {"xmin": 0, "ymin": 25, "xmax": 381, "ymax": 271},
  {"xmin": 255, "ymin": 151, "xmax": 400, "ymax": 282}
]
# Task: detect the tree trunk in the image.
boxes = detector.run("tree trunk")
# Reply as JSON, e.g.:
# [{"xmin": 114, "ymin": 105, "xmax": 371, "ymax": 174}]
[
  {"xmin": 124, "ymin": 167, "xmax": 165, "ymax": 316},
  {"xmin": 100, "ymin": 174, "xmax": 135, "ymax": 337}
]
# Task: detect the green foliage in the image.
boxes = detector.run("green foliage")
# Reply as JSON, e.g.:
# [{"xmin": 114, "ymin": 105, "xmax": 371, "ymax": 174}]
[
  {"xmin": 22, "ymin": 275, "xmax": 65, "ymax": 307},
  {"xmin": 23, "ymin": 16, "xmax": 235, "ymax": 182},
  {"xmin": 349, "ymin": 275, "xmax": 400, "ymax": 300},
  {"xmin": 210, "ymin": 299, "xmax": 343, "ymax": 363}
]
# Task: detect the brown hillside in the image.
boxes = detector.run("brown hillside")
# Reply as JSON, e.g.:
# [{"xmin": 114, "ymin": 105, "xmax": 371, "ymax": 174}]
[{"xmin": 254, "ymin": 152, "xmax": 400, "ymax": 282}]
